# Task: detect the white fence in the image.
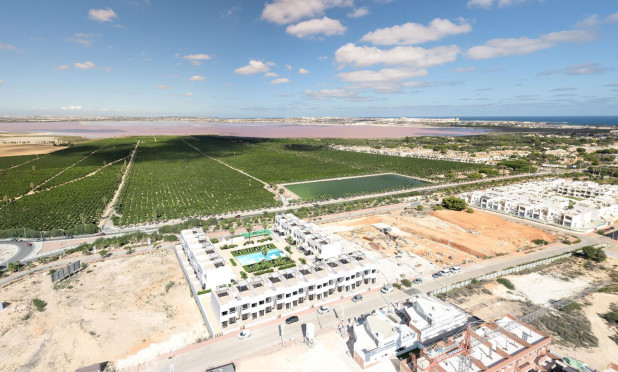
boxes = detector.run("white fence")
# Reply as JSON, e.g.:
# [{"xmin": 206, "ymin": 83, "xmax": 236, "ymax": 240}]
[
  {"xmin": 429, "ymin": 252, "xmax": 573, "ymax": 295},
  {"xmin": 173, "ymin": 245, "xmax": 215, "ymax": 338}
]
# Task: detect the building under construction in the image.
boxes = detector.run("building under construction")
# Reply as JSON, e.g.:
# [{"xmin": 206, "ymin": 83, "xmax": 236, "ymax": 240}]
[{"xmin": 400, "ymin": 314, "xmax": 552, "ymax": 372}]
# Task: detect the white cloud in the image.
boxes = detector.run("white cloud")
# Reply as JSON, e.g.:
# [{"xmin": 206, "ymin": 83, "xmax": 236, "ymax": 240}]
[
  {"xmin": 304, "ymin": 88, "xmax": 370, "ymax": 101},
  {"xmin": 286, "ymin": 17, "xmax": 346, "ymax": 39},
  {"xmin": 298, "ymin": 68, "xmax": 310, "ymax": 74},
  {"xmin": 348, "ymin": 7, "xmax": 369, "ymax": 18},
  {"xmin": 467, "ymin": 0, "xmax": 532, "ymax": 9},
  {"xmin": 335, "ymin": 43, "xmax": 460, "ymax": 68},
  {"xmin": 235, "ymin": 60, "xmax": 271, "ymax": 75},
  {"xmin": 156, "ymin": 85, "xmax": 172, "ymax": 90},
  {"xmin": 318, "ymin": 56, "xmax": 328, "ymax": 60},
  {"xmin": 467, "ymin": 29, "xmax": 597, "ymax": 59},
  {"xmin": 564, "ymin": 63, "xmax": 607, "ymax": 75},
  {"xmin": 70, "ymin": 38, "xmax": 93, "ymax": 47},
  {"xmin": 285, "ymin": 64, "xmax": 292, "ymax": 70},
  {"xmin": 88, "ymin": 8, "xmax": 118, "ymax": 22},
  {"xmin": 337, "ymin": 67, "xmax": 428, "ymax": 93},
  {"xmin": 60, "ymin": 105, "xmax": 82, "ymax": 110},
  {"xmin": 261, "ymin": 0, "xmax": 353, "ymax": 25},
  {"xmin": 361, "ymin": 18, "xmax": 471, "ymax": 46},
  {"xmin": 0, "ymin": 43, "xmax": 18, "ymax": 51},
  {"xmin": 188, "ymin": 75, "xmax": 206, "ymax": 81},
  {"xmin": 0, "ymin": 79, "xmax": 3, "ymax": 84},
  {"xmin": 181, "ymin": 92, "xmax": 193, "ymax": 96},
  {"xmin": 74, "ymin": 61, "xmax": 96, "ymax": 69},
  {"xmin": 575, "ymin": 12, "xmax": 618, "ymax": 28},
  {"xmin": 270, "ymin": 78, "xmax": 291, "ymax": 84},
  {"xmin": 467, "ymin": 0, "xmax": 493, "ymax": 8},
  {"xmin": 265, "ymin": 72, "xmax": 279, "ymax": 77},
  {"xmin": 56, "ymin": 64, "xmax": 71, "ymax": 70},
  {"xmin": 451, "ymin": 66, "xmax": 476, "ymax": 73},
  {"xmin": 182, "ymin": 53, "xmax": 211, "ymax": 66}
]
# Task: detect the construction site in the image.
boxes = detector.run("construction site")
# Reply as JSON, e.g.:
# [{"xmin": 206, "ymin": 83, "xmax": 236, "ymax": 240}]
[{"xmin": 321, "ymin": 206, "xmax": 558, "ymax": 270}]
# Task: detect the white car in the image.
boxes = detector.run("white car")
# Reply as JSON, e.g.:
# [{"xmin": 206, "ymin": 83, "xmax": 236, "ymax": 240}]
[
  {"xmin": 381, "ymin": 285, "xmax": 394, "ymax": 293},
  {"xmin": 440, "ymin": 269, "xmax": 451, "ymax": 276},
  {"xmin": 238, "ymin": 330, "xmax": 251, "ymax": 339},
  {"xmin": 317, "ymin": 306, "xmax": 330, "ymax": 314},
  {"xmin": 450, "ymin": 266, "xmax": 462, "ymax": 273}
]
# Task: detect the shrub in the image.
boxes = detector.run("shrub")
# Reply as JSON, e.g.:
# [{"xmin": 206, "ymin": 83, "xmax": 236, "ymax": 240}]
[
  {"xmin": 230, "ymin": 258, "xmax": 237, "ymax": 266},
  {"xmin": 497, "ymin": 278, "xmax": 515, "ymax": 290},
  {"xmin": 32, "ymin": 298, "xmax": 47, "ymax": 312},
  {"xmin": 163, "ymin": 234, "xmax": 177, "ymax": 242},
  {"xmin": 604, "ymin": 311, "xmax": 618, "ymax": 324},
  {"xmin": 165, "ymin": 281, "xmax": 175, "ymax": 293},
  {"xmin": 401, "ymin": 279, "xmax": 412, "ymax": 287},
  {"xmin": 416, "ymin": 205, "xmax": 424, "ymax": 211},
  {"xmin": 582, "ymin": 246, "xmax": 607, "ymax": 262},
  {"xmin": 466, "ymin": 207, "xmax": 474, "ymax": 213},
  {"xmin": 393, "ymin": 283, "xmax": 402, "ymax": 290},
  {"xmin": 240, "ymin": 271, "xmax": 248, "ymax": 279},
  {"xmin": 210, "ymin": 238, "xmax": 219, "ymax": 244},
  {"xmin": 533, "ymin": 239, "xmax": 548, "ymax": 245},
  {"xmin": 441, "ymin": 196, "xmax": 468, "ymax": 211},
  {"xmin": 197, "ymin": 289, "xmax": 211, "ymax": 295}
]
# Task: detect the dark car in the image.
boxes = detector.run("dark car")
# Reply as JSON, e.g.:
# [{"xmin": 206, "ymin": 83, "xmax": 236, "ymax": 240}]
[
  {"xmin": 352, "ymin": 294, "xmax": 363, "ymax": 302},
  {"xmin": 96, "ymin": 232, "xmax": 105, "ymax": 236},
  {"xmin": 413, "ymin": 278, "xmax": 423, "ymax": 284},
  {"xmin": 285, "ymin": 316, "xmax": 299, "ymax": 324},
  {"xmin": 432, "ymin": 272, "xmax": 442, "ymax": 279}
]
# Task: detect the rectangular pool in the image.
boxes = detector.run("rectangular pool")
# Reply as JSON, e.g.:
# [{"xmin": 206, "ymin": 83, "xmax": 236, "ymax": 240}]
[
  {"xmin": 235, "ymin": 248, "xmax": 285, "ymax": 266},
  {"xmin": 285, "ymin": 173, "xmax": 428, "ymax": 199}
]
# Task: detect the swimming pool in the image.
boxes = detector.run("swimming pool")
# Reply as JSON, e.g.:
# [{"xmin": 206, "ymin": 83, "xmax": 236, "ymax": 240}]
[{"xmin": 235, "ymin": 249, "xmax": 285, "ymax": 266}]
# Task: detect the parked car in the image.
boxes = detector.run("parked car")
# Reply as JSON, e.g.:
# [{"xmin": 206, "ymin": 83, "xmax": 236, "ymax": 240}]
[
  {"xmin": 25, "ymin": 242, "xmax": 32, "ymax": 247},
  {"xmin": 238, "ymin": 330, "xmax": 251, "ymax": 339},
  {"xmin": 413, "ymin": 278, "xmax": 423, "ymax": 284},
  {"xmin": 235, "ymin": 215, "xmax": 241, "ymax": 219},
  {"xmin": 352, "ymin": 294, "xmax": 363, "ymax": 302},
  {"xmin": 440, "ymin": 269, "xmax": 451, "ymax": 276},
  {"xmin": 317, "ymin": 306, "xmax": 330, "ymax": 314},
  {"xmin": 450, "ymin": 266, "xmax": 462, "ymax": 273},
  {"xmin": 96, "ymin": 232, "xmax": 105, "ymax": 236},
  {"xmin": 381, "ymin": 285, "xmax": 394, "ymax": 293},
  {"xmin": 285, "ymin": 315, "xmax": 299, "ymax": 324},
  {"xmin": 432, "ymin": 272, "xmax": 442, "ymax": 278}
]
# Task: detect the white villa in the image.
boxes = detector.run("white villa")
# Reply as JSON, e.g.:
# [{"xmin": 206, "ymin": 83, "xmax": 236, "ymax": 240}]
[{"xmin": 461, "ymin": 179, "xmax": 618, "ymax": 230}]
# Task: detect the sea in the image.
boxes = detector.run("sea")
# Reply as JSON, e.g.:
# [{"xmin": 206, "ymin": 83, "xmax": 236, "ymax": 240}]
[{"xmin": 457, "ymin": 116, "xmax": 618, "ymax": 126}]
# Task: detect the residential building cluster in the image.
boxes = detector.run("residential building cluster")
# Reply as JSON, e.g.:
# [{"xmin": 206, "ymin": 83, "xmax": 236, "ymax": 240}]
[
  {"xmin": 330, "ymin": 145, "xmax": 528, "ymax": 165},
  {"xmin": 461, "ymin": 179, "xmax": 618, "ymax": 230},
  {"xmin": 275, "ymin": 213, "xmax": 342, "ymax": 259},
  {"xmin": 179, "ymin": 214, "xmax": 378, "ymax": 331}
]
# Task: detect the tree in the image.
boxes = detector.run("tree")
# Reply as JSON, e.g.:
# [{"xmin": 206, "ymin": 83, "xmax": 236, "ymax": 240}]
[
  {"xmin": 99, "ymin": 249, "xmax": 108, "ymax": 259},
  {"xmin": 582, "ymin": 246, "xmax": 606, "ymax": 262},
  {"xmin": 441, "ymin": 196, "xmax": 468, "ymax": 211}
]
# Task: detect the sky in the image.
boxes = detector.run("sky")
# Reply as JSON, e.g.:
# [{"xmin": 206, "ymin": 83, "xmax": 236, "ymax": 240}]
[{"xmin": 0, "ymin": 0, "xmax": 617, "ymax": 117}]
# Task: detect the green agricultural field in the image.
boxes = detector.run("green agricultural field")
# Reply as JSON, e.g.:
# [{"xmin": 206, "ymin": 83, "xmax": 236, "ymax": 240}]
[
  {"xmin": 116, "ymin": 137, "xmax": 279, "ymax": 225},
  {"xmin": 0, "ymin": 162, "xmax": 124, "ymax": 231},
  {"xmin": 0, "ymin": 154, "xmax": 38, "ymax": 171},
  {"xmin": 0, "ymin": 139, "xmax": 113, "ymax": 199},
  {"xmin": 194, "ymin": 137, "xmax": 367, "ymax": 184}
]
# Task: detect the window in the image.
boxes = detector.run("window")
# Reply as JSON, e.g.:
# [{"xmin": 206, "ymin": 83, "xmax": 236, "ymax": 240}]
[
  {"xmin": 259, "ymin": 300, "xmax": 264, "ymax": 305},
  {"xmin": 309, "ymin": 285, "xmax": 314, "ymax": 290},
  {"xmin": 251, "ymin": 303, "xmax": 257, "ymax": 308},
  {"xmin": 286, "ymin": 293, "xmax": 291, "ymax": 298},
  {"xmin": 329, "ymin": 280, "xmax": 333, "ymax": 285},
  {"xmin": 317, "ymin": 285, "xmax": 322, "ymax": 289},
  {"xmin": 242, "ymin": 304, "xmax": 248, "ymax": 310},
  {"xmin": 277, "ymin": 294, "xmax": 283, "ymax": 300},
  {"xmin": 266, "ymin": 297, "xmax": 272, "ymax": 303},
  {"xmin": 222, "ymin": 311, "xmax": 228, "ymax": 316},
  {"xmin": 230, "ymin": 307, "xmax": 236, "ymax": 313},
  {"xmin": 299, "ymin": 288, "xmax": 304, "ymax": 293},
  {"xmin": 293, "ymin": 291, "xmax": 298, "ymax": 295},
  {"xmin": 372, "ymin": 269, "xmax": 376, "ymax": 273}
]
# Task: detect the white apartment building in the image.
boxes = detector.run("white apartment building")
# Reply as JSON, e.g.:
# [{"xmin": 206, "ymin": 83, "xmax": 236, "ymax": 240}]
[
  {"xmin": 404, "ymin": 295, "xmax": 469, "ymax": 343},
  {"xmin": 461, "ymin": 179, "xmax": 618, "ymax": 230},
  {"xmin": 353, "ymin": 313, "xmax": 420, "ymax": 370},
  {"xmin": 211, "ymin": 251, "xmax": 378, "ymax": 329},
  {"xmin": 180, "ymin": 229, "xmax": 236, "ymax": 290},
  {"xmin": 275, "ymin": 213, "xmax": 342, "ymax": 259}
]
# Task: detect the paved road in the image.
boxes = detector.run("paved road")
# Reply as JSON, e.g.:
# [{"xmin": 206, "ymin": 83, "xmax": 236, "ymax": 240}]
[
  {"xmin": 0, "ymin": 241, "xmax": 36, "ymax": 268},
  {"xmin": 133, "ymin": 231, "xmax": 610, "ymax": 372}
]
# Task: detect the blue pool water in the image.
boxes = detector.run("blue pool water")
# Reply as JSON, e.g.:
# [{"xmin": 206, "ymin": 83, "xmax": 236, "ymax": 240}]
[{"xmin": 235, "ymin": 249, "xmax": 285, "ymax": 266}]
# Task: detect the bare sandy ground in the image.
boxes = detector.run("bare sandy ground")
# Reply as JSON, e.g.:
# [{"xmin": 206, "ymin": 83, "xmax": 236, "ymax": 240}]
[
  {"xmin": 323, "ymin": 208, "xmax": 556, "ymax": 269},
  {"xmin": 0, "ymin": 249, "xmax": 207, "ymax": 372},
  {"xmin": 0, "ymin": 144, "xmax": 61, "ymax": 157},
  {"xmin": 0, "ymin": 244, "xmax": 18, "ymax": 262},
  {"xmin": 38, "ymin": 237, "xmax": 98, "ymax": 254}
]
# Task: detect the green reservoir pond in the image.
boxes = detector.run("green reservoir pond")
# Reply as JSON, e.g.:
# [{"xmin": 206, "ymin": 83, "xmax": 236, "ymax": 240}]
[{"xmin": 285, "ymin": 174, "xmax": 428, "ymax": 199}]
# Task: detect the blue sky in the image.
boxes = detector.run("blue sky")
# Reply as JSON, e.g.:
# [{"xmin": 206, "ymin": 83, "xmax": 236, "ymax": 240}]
[{"xmin": 0, "ymin": 0, "xmax": 617, "ymax": 117}]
